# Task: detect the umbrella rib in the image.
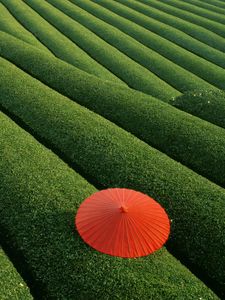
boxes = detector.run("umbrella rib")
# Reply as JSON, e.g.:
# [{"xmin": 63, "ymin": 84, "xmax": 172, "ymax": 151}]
[
  {"xmin": 134, "ymin": 215, "xmax": 169, "ymax": 246},
  {"xmin": 126, "ymin": 215, "xmax": 151, "ymax": 256},
  {"xmin": 128, "ymin": 214, "xmax": 165, "ymax": 253}
]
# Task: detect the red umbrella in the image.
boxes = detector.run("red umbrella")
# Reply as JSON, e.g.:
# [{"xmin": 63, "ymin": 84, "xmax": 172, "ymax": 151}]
[{"xmin": 75, "ymin": 188, "xmax": 170, "ymax": 258}]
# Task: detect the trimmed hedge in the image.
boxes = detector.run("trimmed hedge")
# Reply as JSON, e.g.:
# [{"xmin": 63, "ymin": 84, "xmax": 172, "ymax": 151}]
[
  {"xmin": 1, "ymin": 0, "xmax": 123, "ymax": 84},
  {"xmin": 0, "ymin": 248, "xmax": 33, "ymax": 300},
  {"xmin": 61, "ymin": 0, "xmax": 225, "ymax": 89},
  {"xmin": 0, "ymin": 58, "xmax": 225, "ymax": 292},
  {"xmin": 1, "ymin": 33, "xmax": 225, "ymax": 188},
  {"xmin": 0, "ymin": 3, "xmax": 50, "ymax": 53},
  {"xmin": 203, "ymin": 0, "xmax": 225, "ymax": 10},
  {"xmin": 138, "ymin": 0, "xmax": 225, "ymax": 38},
  {"xmin": 88, "ymin": 0, "xmax": 225, "ymax": 70},
  {"xmin": 109, "ymin": 0, "xmax": 225, "ymax": 53},
  {"xmin": 0, "ymin": 112, "xmax": 219, "ymax": 300},
  {"xmin": 181, "ymin": 0, "xmax": 225, "ymax": 15},
  {"xmin": 171, "ymin": 90, "xmax": 225, "ymax": 130},
  {"xmin": 155, "ymin": 0, "xmax": 225, "ymax": 26},
  {"xmin": 22, "ymin": 0, "xmax": 179, "ymax": 101}
]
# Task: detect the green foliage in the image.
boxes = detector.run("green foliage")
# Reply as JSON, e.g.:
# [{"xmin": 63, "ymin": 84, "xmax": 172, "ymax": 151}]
[
  {"xmin": 150, "ymin": 0, "xmax": 225, "ymax": 26},
  {"xmin": 79, "ymin": 1, "xmax": 225, "ymax": 70},
  {"xmin": 203, "ymin": 0, "xmax": 225, "ymax": 10},
  {"xmin": 45, "ymin": 0, "xmax": 220, "ymax": 92},
  {"xmin": 66, "ymin": 0, "xmax": 225, "ymax": 88},
  {"xmin": 0, "ymin": 112, "xmax": 219, "ymax": 300},
  {"xmin": 181, "ymin": 0, "xmax": 225, "ymax": 15},
  {"xmin": 22, "ymin": 0, "xmax": 179, "ymax": 101},
  {"xmin": 0, "ymin": 33, "xmax": 225, "ymax": 188},
  {"xmin": 138, "ymin": 0, "xmax": 225, "ymax": 38},
  {"xmin": 109, "ymin": 0, "xmax": 225, "ymax": 53},
  {"xmin": 0, "ymin": 248, "xmax": 33, "ymax": 300},
  {"xmin": 0, "ymin": 58, "xmax": 225, "ymax": 292},
  {"xmin": 171, "ymin": 90, "xmax": 225, "ymax": 130},
  {"xmin": 0, "ymin": 3, "xmax": 50, "ymax": 53},
  {"xmin": 1, "ymin": 0, "xmax": 225, "ymax": 297},
  {"xmin": 1, "ymin": 0, "xmax": 122, "ymax": 84}
]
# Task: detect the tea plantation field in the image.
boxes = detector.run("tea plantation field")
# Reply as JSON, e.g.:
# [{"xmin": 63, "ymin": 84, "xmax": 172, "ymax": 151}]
[{"xmin": 0, "ymin": 0, "xmax": 225, "ymax": 299}]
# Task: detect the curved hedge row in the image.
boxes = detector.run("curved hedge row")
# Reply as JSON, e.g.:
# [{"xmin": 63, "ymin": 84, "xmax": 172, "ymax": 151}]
[
  {"xmin": 62, "ymin": 0, "xmax": 225, "ymax": 89},
  {"xmin": 182, "ymin": 0, "xmax": 225, "ymax": 15},
  {"xmin": 0, "ymin": 3, "xmax": 50, "ymax": 53},
  {"xmin": 1, "ymin": 0, "xmax": 123, "ymax": 84},
  {"xmin": 203, "ymin": 0, "xmax": 225, "ymax": 10},
  {"xmin": 1, "ymin": 33, "xmax": 225, "ymax": 188},
  {"xmin": 1, "ymin": 113, "xmax": 220, "ymax": 299},
  {"xmin": 171, "ymin": 90, "xmax": 225, "ymax": 130},
  {"xmin": 46, "ymin": 0, "xmax": 219, "ymax": 91},
  {"xmin": 109, "ymin": 0, "xmax": 225, "ymax": 53},
  {"xmin": 157, "ymin": 0, "xmax": 225, "ymax": 25},
  {"xmin": 23, "ymin": 0, "xmax": 180, "ymax": 100},
  {"xmin": 71, "ymin": 0, "xmax": 225, "ymax": 70},
  {"xmin": 0, "ymin": 57, "xmax": 225, "ymax": 292},
  {"xmin": 138, "ymin": 0, "xmax": 225, "ymax": 38},
  {"xmin": 0, "ymin": 247, "xmax": 33, "ymax": 300}
]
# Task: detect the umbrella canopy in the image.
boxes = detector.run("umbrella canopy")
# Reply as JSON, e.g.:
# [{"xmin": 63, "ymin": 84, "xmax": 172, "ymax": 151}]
[{"xmin": 75, "ymin": 188, "xmax": 170, "ymax": 258}]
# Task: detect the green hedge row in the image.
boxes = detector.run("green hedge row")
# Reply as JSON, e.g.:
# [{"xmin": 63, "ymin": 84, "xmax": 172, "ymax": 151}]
[
  {"xmin": 0, "ymin": 57, "xmax": 225, "ymax": 292},
  {"xmin": 88, "ymin": 0, "xmax": 225, "ymax": 69},
  {"xmin": 110, "ymin": 0, "xmax": 225, "ymax": 53},
  {"xmin": 23, "ymin": 0, "xmax": 179, "ymax": 101},
  {"xmin": 1, "ymin": 112, "xmax": 219, "ymax": 299},
  {"xmin": 29, "ymin": 0, "xmax": 218, "ymax": 94},
  {"xmin": 86, "ymin": 0, "xmax": 225, "ymax": 68},
  {"xmin": 138, "ymin": 0, "xmax": 225, "ymax": 38},
  {"xmin": 181, "ymin": 0, "xmax": 225, "ymax": 15},
  {"xmin": 0, "ymin": 3, "xmax": 50, "ymax": 53},
  {"xmin": 1, "ymin": 0, "xmax": 122, "ymax": 84},
  {"xmin": 171, "ymin": 90, "xmax": 225, "ymax": 130},
  {"xmin": 1, "ymin": 33, "xmax": 225, "ymax": 188},
  {"xmin": 63, "ymin": 0, "xmax": 225, "ymax": 89},
  {"xmin": 0, "ymin": 247, "xmax": 33, "ymax": 300},
  {"xmin": 156, "ymin": 0, "xmax": 225, "ymax": 26},
  {"xmin": 203, "ymin": 0, "xmax": 225, "ymax": 10}
]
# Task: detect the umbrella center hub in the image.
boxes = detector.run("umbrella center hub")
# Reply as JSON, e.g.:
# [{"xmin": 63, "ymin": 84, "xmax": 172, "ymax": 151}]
[{"xmin": 120, "ymin": 205, "xmax": 128, "ymax": 213}]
